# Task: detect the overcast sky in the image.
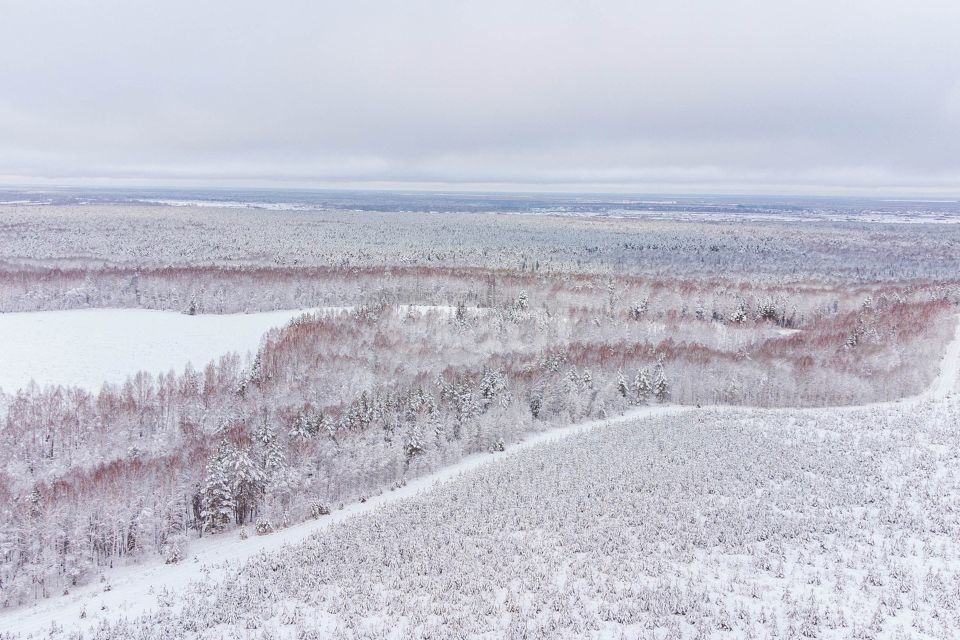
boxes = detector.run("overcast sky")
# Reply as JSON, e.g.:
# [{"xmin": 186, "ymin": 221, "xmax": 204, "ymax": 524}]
[{"xmin": 1, "ymin": 0, "xmax": 959, "ymax": 194}]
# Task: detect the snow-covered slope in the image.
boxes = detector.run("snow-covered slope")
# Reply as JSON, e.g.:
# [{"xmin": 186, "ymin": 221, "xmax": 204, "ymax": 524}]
[
  {"xmin": 2, "ymin": 315, "xmax": 958, "ymax": 638},
  {"xmin": 929, "ymin": 312, "xmax": 960, "ymax": 398},
  {"xmin": 76, "ymin": 400, "xmax": 960, "ymax": 638}
]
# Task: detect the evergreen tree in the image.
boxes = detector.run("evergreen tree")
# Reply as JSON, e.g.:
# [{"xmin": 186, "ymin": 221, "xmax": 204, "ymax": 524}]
[
  {"xmin": 652, "ymin": 362, "xmax": 670, "ymax": 402},
  {"xmin": 479, "ymin": 368, "xmax": 507, "ymax": 410},
  {"xmin": 403, "ymin": 423, "xmax": 425, "ymax": 461},
  {"xmin": 515, "ymin": 290, "xmax": 529, "ymax": 311},
  {"xmin": 634, "ymin": 369, "xmax": 653, "ymax": 404},
  {"xmin": 199, "ymin": 445, "xmax": 235, "ymax": 534},
  {"xmin": 319, "ymin": 413, "xmax": 338, "ymax": 442},
  {"xmin": 223, "ymin": 444, "xmax": 265, "ymax": 526},
  {"xmin": 255, "ymin": 418, "xmax": 288, "ymax": 487},
  {"xmin": 581, "ymin": 369, "xmax": 593, "ymax": 389},
  {"xmin": 288, "ymin": 410, "xmax": 312, "ymax": 440},
  {"xmin": 616, "ymin": 371, "xmax": 629, "ymax": 399}
]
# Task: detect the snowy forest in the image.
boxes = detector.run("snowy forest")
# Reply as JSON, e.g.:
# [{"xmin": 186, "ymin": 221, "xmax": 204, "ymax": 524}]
[
  {"xmin": 0, "ymin": 202, "xmax": 959, "ymax": 636},
  {"xmin": 45, "ymin": 396, "xmax": 960, "ymax": 639},
  {"xmin": 4, "ymin": 0, "xmax": 960, "ymax": 633}
]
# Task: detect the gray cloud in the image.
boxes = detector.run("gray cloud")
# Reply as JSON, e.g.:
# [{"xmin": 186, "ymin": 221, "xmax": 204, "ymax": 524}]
[{"xmin": 1, "ymin": 0, "xmax": 959, "ymax": 193}]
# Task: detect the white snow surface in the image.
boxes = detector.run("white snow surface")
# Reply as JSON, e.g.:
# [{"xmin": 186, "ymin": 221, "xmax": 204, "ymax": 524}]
[
  {"xmin": 2, "ymin": 315, "xmax": 958, "ymax": 637},
  {"xmin": 0, "ymin": 308, "xmax": 319, "ymax": 393}
]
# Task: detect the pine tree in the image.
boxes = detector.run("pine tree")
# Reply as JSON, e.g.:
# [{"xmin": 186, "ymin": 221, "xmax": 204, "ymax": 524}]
[
  {"xmin": 403, "ymin": 423, "xmax": 425, "ymax": 461},
  {"xmin": 246, "ymin": 353, "xmax": 264, "ymax": 388},
  {"xmin": 634, "ymin": 369, "xmax": 653, "ymax": 404},
  {"xmin": 515, "ymin": 290, "xmax": 529, "ymax": 311},
  {"xmin": 224, "ymin": 444, "xmax": 265, "ymax": 526},
  {"xmin": 288, "ymin": 410, "xmax": 312, "ymax": 440},
  {"xmin": 28, "ymin": 486, "xmax": 42, "ymax": 520},
  {"xmin": 199, "ymin": 445, "xmax": 235, "ymax": 534},
  {"xmin": 616, "ymin": 371, "xmax": 630, "ymax": 399},
  {"xmin": 653, "ymin": 362, "xmax": 670, "ymax": 402},
  {"xmin": 319, "ymin": 413, "xmax": 338, "ymax": 442},
  {"xmin": 159, "ymin": 492, "xmax": 189, "ymax": 563},
  {"xmin": 479, "ymin": 368, "xmax": 507, "ymax": 410},
  {"xmin": 580, "ymin": 369, "xmax": 593, "ymax": 389},
  {"xmin": 254, "ymin": 418, "xmax": 287, "ymax": 487}
]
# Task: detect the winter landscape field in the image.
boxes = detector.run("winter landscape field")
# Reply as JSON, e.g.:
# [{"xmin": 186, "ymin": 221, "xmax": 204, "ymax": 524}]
[
  {"xmin": 0, "ymin": 308, "xmax": 323, "ymax": 392},
  {"xmin": 3, "ymin": 1, "xmax": 960, "ymax": 637},
  {"xmin": 0, "ymin": 195, "xmax": 958, "ymax": 639}
]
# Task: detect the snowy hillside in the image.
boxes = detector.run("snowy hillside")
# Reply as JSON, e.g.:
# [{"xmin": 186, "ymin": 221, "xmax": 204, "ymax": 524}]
[
  {"xmin": 2, "ymin": 318, "xmax": 957, "ymax": 638},
  {"xmin": 6, "ymin": 398, "xmax": 959, "ymax": 638}
]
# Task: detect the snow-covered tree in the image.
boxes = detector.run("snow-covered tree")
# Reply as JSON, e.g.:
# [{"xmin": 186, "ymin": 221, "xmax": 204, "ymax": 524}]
[
  {"xmin": 652, "ymin": 362, "xmax": 670, "ymax": 402},
  {"xmin": 199, "ymin": 445, "xmax": 235, "ymax": 534},
  {"xmin": 616, "ymin": 371, "xmax": 629, "ymax": 399},
  {"xmin": 634, "ymin": 368, "xmax": 653, "ymax": 404},
  {"xmin": 223, "ymin": 444, "xmax": 265, "ymax": 526},
  {"xmin": 254, "ymin": 418, "xmax": 287, "ymax": 484}
]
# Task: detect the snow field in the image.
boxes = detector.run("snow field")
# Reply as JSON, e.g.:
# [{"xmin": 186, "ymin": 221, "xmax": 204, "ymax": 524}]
[
  {"xmin": 0, "ymin": 308, "xmax": 323, "ymax": 393},
  {"xmin": 0, "ymin": 305, "xmax": 450, "ymax": 393}
]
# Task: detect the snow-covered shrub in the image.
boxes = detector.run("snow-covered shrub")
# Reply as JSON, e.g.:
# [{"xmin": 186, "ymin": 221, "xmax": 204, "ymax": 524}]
[
  {"xmin": 254, "ymin": 519, "xmax": 274, "ymax": 536},
  {"xmin": 161, "ymin": 535, "xmax": 187, "ymax": 565}
]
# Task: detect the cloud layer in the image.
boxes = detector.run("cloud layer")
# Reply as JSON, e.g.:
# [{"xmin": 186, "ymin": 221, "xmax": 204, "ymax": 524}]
[{"xmin": 2, "ymin": 0, "xmax": 959, "ymax": 193}]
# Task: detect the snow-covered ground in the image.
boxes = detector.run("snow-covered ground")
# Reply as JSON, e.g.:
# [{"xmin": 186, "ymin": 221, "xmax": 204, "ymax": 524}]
[
  {"xmin": 104, "ymin": 399, "xmax": 958, "ymax": 638},
  {"xmin": 0, "ymin": 404, "xmax": 687, "ymax": 638},
  {"xmin": 0, "ymin": 305, "xmax": 461, "ymax": 394},
  {"xmin": 0, "ymin": 308, "xmax": 318, "ymax": 393},
  {"xmin": 2, "ymin": 316, "xmax": 957, "ymax": 638}
]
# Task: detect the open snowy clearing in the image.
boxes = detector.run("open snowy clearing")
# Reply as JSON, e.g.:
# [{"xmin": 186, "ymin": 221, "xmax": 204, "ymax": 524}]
[
  {"xmin": 2, "ymin": 316, "xmax": 957, "ymax": 638},
  {"xmin": 0, "ymin": 308, "xmax": 322, "ymax": 393},
  {"xmin": 0, "ymin": 305, "xmax": 460, "ymax": 394}
]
